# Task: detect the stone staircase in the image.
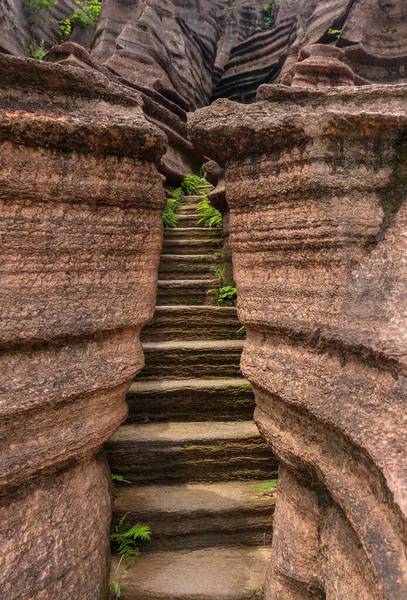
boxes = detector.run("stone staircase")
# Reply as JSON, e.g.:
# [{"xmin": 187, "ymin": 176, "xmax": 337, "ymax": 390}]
[{"xmin": 107, "ymin": 193, "xmax": 278, "ymax": 599}]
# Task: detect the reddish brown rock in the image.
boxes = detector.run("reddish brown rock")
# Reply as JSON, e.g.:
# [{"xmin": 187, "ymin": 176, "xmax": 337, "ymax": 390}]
[
  {"xmin": 0, "ymin": 53, "xmax": 166, "ymax": 598},
  {"xmin": 189, "ymin": 82, "xmax": 407, "ymax": 598},
  {"xmin": 290, "ymin": 44, "xmax": 355, "ymax": 88},
  {"xmin": 215, "ymin": 0, "xmax": 407, "ymax": 100},
  {"xmin": 341, "ymin": 0, "xmax": 407, "ymax": 83}
]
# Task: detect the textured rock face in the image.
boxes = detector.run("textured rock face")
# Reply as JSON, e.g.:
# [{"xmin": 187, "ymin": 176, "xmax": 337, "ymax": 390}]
[
  {"xmin": 341, "ymin": 0, "xmax": 407, "ymax": 83},
  {"xmin": 215, "ymin": 0, "xmax": 407, "ymax": 100},
  {"xmin": 89, "ymin": 0, "xmax": 225, "ymax": 179},
  {"xmin": 0, "ymin": 0, "xmax": 79, "ymax": 55},
  {"xmin": 0, "ymin": 54, "xmax": 166, "ymax": 598},
  {"xmin": 189, "ymin": 82, "xmax": 407, "ymax": 599}
]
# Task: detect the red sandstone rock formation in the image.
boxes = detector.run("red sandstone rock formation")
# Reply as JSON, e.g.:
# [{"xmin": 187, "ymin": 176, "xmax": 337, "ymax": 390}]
[
  {"xmin": 0, "ymin": 53, "xmax": 166, "ymax": 598},
  {"xmin": 189, "ymin": 72, "xmax": 407, "ymax": 599},
  {"xmin": 215, "ymin": 0, "xmax": 407, "ymax": 100}
]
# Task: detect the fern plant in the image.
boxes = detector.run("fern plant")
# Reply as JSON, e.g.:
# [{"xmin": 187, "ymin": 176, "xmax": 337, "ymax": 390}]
[
  {"xmin": 171, "ymin": 186, "xmax": 186, "ymax": 205},
  {"xmin": 197, "ymin": 195, "xmax": 222, "ymax": 228},
  {"xmin": 162, "ymin": 197, "xmax": 179, "ymax": 228},
  {"xmin": 181, "ymin": 174, "xmax": 206, "ymax": 196},
  {"xmin": 111, "ymin": 473, "xmax": 131, "ymax": 498},
  {"xmin": 111, "ymin": 514, "xmax": 152, "ymax": 598}
]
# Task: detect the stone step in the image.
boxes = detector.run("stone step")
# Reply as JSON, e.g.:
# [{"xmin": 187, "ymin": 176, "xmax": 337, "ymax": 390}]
[
  {"xmin": 164, "ymin": 227, "xmax": 222, "ymax": 240},
  {"xmin": 125, "ymin": 377, "xmax": 255, "ymax": 423},
  {"xmin": 162, "ymin": 238, "xmax": 221, "ymax": 255},
  {"xmin": 106, "ymin": 421, "xmax": 277, "ymax": 484},
  {"xmin": 141, "ymin": 306, "xmax": 244, "ymax": 342},
  {"xmin": 156, "ymin": 279, "xmax": 220, "ymax": 305},
  {"xmin": 183, "ymin": 194, "xmax": 203, "ymax": 206},
  {"xmin": 177, "ymin": 213, "xmax": 204, "ymax": 227},
  {"xmin": 159, "ymin": 254, "xmax": 218, "ymax": 280},
  {"xmin": 110, "ymin": 547, "xmax": 271, "ymax": 600},
  {"xmin": 113, "ymin": 481, "xmax": 275, "ymax": 552},
  {"xmin": 140, "ymin": 339, "xmax": 243, "ymax": 379},
  {"xmin": 177, "ymin": 204, "xmax": 201, "ymax": 214}
]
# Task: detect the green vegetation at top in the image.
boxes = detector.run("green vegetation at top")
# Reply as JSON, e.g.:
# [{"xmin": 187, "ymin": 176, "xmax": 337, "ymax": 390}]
[
  {"xmin": 21, "ymin": 0, "xmax": 102, "ymax": 59},
  {"xmin": 259, "ymin": 0, "xmax": 293, "ymax": 31},
  {"xmin": 24, "ymin": 0, "xmax": 57, "ymax": 26},
  {"xmin": 162, "ymin": 175, "xmax": 222, "ymax": 229},
  {"xmin": 59, "ymin": 0, "xmax": 102, "ymax": 39},
  {"xmin": 181, "ymin": 174, "xmax": 207, "ymax": 196}
]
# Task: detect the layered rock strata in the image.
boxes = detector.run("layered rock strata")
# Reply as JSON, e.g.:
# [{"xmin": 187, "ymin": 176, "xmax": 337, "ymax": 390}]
[
  {"xmin": 213, "ymin": 3, "xmax": 298, "ymax": 102},
  {"xmin": 189, "ymin": 81, "xmax": 407, "ymax": 598},
  {"xmin": 215, "ymin": 0, "xmax": 407, "ymax": 100},
  {"xmin": 0, "ymin": 54, "xmax": 166, "ymax": 598}
]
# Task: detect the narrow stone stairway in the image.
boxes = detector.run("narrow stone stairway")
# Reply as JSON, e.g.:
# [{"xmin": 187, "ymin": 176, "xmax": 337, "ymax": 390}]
[{"xmin": 107, "ymin": 191, "xmax": 278, "ymax": 599}]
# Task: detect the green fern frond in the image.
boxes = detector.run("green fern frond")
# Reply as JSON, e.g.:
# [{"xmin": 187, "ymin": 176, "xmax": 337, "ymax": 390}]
[
  {"xmin": 122, "ymin": 524, "xmax": 152, "ymax": 541},
  {"xmin": 196, "ymin": 195, "xmax": 222, "ymax": 228}
]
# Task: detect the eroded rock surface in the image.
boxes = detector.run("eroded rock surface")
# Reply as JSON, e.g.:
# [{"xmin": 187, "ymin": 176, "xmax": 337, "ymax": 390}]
[
  {"xmin": 189, "ymin": 80, "xmax": 407, "ymax": 599},
  {"xmin": 0, "ymin": 53, "xmax": 166, "ymax": 598},
  {"xmin": 215, "ymin": 0, "xmax": 407, "ymax": 100}
]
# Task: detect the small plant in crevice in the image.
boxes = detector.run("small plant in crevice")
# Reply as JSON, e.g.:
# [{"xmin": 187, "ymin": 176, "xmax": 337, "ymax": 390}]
[
  {"xmin": 111, "ymin": 514, "xmax": 151, "ymax": 599},
  {"xmin": 197, "ymin": 195, "xmax": 222, "ymax": 228},
  {"xmin": 327, "ymin": 27, "xmax": 342, "ymax": 40},
  {"xmin": 29, "ymin": 38, "xmax": 46, "ymax": 59},
  {"xmin": 259, "ymin": 2, "xmax": 276, "ymax": 30},
  {"xmin": 259, "ymin": 0, "xmax": 293, "ymax": 30},
  {"xmin": 235, "ymin": 325, "xmax": 245, "ymax": 336},
  {"xmin": 207, "ymin": 285, "xmax": 237, "ymax": 307},
  {"xmin": 111, "ymin": 473, "xmax": 132, "ymax": 498}
]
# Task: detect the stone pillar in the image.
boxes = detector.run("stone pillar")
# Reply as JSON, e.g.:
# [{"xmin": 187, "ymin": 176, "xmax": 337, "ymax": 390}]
[
  {"xmin": 0, "ymin": 54, "xmax": 166, "ymax": 598},
  {"xmin": 189, "ymin": 78, "xmax": 407, "ymax": 598}
]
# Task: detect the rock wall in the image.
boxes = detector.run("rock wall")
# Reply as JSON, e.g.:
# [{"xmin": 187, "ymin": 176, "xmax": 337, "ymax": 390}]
[
  {"xmin": 89, "ymin": 0, "xmax": 266, "ymax": 178},
  {"xmin": 189, "ymin": 70, "xmax": 407, "ymax": 599},
  {"xmin": 215, "ymin": 0, "xmax": 407, "ymax": 100},
  {"xmin": 0, "ymin": 0, "xmax": 79, "ymax": 55},
  {"xmin": 0, "ymin": 53, "xmax": 166, "ymax": 598}
]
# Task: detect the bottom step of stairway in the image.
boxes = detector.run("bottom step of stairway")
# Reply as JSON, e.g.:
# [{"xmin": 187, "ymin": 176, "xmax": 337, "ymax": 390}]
[{"xmin": 111, "ymin": 546, "xmax": 271, "ymax": 599}]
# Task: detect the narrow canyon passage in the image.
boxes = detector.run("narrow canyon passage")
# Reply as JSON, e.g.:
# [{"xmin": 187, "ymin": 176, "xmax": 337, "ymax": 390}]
[{"xmin": 106, "ymin": 188, "xmax": 278, "ymax": 598}]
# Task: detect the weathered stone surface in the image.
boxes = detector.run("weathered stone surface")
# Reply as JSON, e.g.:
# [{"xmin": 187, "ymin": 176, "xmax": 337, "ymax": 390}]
[
  {"xmin": 189, "ymin": 83, "xmax": 407, "ymax": 598},
  {"xmin": 341, "ymin": 0, "xmax": 407, "ymax": 83},
  {"xmin": 0, "ymin": 0, "xmax": 78, "ymax": 55},
  {"xmin": 290, "ymin": 44, "xmax": 355, "ymax": 88},
  {"xmin": 216, "ymin": 0, "xmax": 407, "ymax": 100},
  {"xmin": 213, "ymin": 1, "xmax": 298, "ymax": 102},
  {"xmin": 0, "ymin": 54, "xmax": 166, "ymax": 598}
]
